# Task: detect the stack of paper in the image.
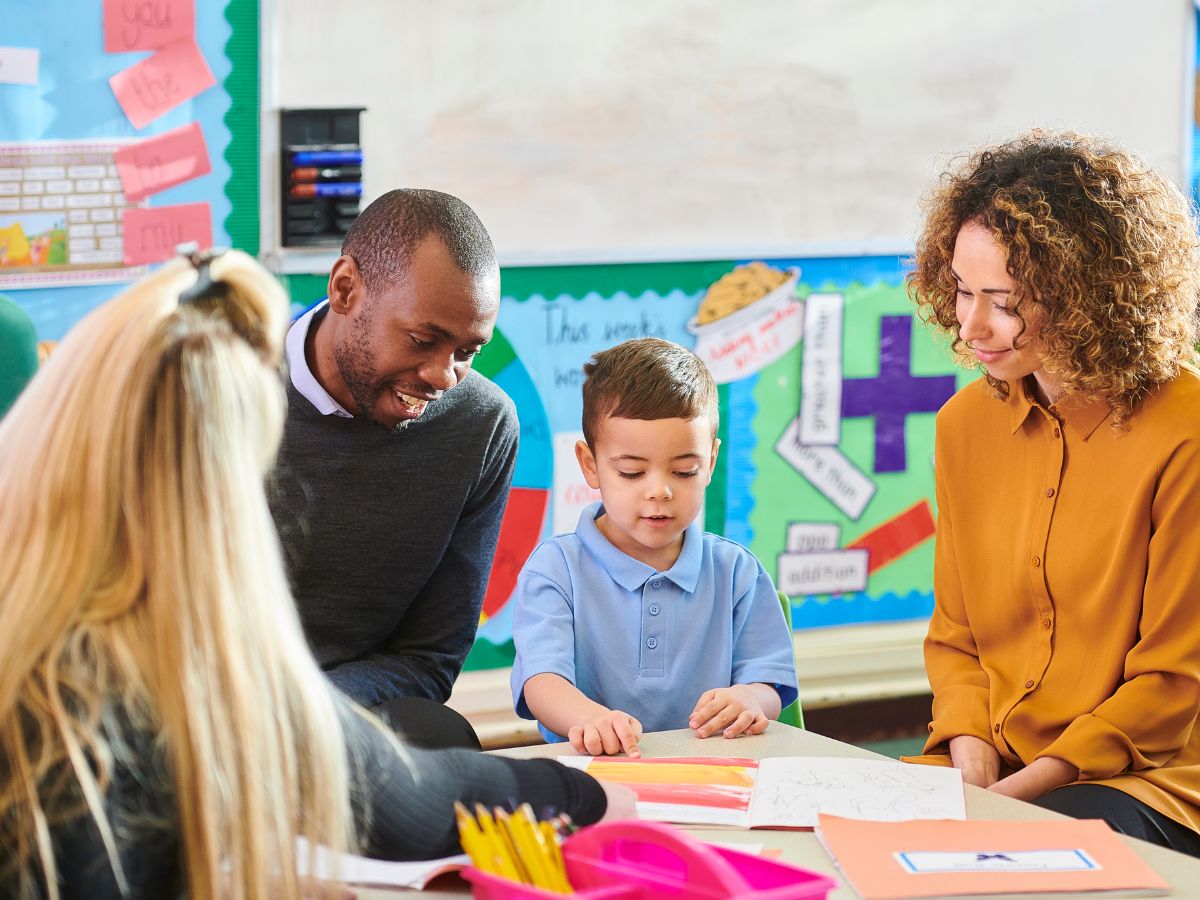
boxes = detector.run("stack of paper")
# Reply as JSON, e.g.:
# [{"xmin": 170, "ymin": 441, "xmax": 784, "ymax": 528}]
[{"xmin": 816, "ymin": 814, "xmax": 1169, "ymax": 899}]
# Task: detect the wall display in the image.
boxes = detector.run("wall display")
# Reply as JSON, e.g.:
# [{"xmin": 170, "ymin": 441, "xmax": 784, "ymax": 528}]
[
  {"xmin": 0, "ymin": 0, "xmax": 257, "ymax": 339},
  {"xmin": 437, "ymin": 256, "xmax": 977, "ymax": 671}
]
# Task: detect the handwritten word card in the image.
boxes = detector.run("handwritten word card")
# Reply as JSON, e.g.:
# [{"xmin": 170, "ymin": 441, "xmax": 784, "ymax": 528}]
[
  {"xmin": 114, "ymin": 122, "xmax": 210, "ymax": 202},
  {"xmin": 122, "ymin": 202, "xmax": 211, "ymax": 266},
  {"xmin": 109, "ymin": 39, "xmax": 214, "ymax": 130},
  {"xmin": 105, "ymin": 0, "xmax": 195, "ymax": 53}
]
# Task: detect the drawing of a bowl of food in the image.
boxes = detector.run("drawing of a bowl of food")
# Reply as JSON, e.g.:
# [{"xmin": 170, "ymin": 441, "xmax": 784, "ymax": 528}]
[{"xmin": 687, "ymin": 262, "xmax": 803, "ymax": 384}]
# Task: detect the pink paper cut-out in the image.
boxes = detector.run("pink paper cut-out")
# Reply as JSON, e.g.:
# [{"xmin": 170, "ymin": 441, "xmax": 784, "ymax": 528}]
[
  {"xmin": 104, "ymin": 0, "xmax": 195, "ymax": 53},
  {"xmin": 109, "ymin": 39, "xmax": 215, "ymax": 130},
  {"xmin": 114, "ymin": 122, "xmax": 211, "ymax": 202},
  {"xmin": 122, "ymin": 202, "xmax": 212, "ymax": 266}
]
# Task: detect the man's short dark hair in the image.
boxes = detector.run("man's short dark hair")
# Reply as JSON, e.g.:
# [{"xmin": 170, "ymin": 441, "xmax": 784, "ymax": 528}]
[
  {"xmin": 581, "ymin": 338, "xmax": 719, "ymax": 448},
  {"xmin": 341, "ymin": 189, "xmax": 497, "ymax": 289}
]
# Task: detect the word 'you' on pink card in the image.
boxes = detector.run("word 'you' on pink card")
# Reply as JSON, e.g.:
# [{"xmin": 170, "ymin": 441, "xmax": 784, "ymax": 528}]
[
  {"xmin": 115, "ymin": 122, "xmax": 211, "ymax": 202},
  {"xmin": 109, "ymin": 39, "xmax": 215, "ymax": 130},
  {"xmin": 123, "ymin": 203, "xmax": 212, "ymax": 266},
  {"xmin": 105, "ymin": 0, "xmax": 195, "ymax": 53}
]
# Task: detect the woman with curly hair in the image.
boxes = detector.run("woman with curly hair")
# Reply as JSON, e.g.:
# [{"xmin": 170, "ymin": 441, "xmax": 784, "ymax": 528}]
[{"xmin": 905, "ymin": 130, "xmax": 1200, "ymax": 855}]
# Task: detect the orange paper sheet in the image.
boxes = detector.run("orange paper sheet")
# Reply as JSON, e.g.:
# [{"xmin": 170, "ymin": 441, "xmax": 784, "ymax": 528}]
[
  {"xmin": 817, "ymin": 814, "xmax": 1168, "ymax": 899},
  {"xmin": 109, "ymin": 39, "xmax": 215, "ymax": 130}
]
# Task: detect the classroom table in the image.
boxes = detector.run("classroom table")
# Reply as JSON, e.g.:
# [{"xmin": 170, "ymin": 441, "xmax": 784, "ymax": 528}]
[{"xmin": 356, "ymin": 723, "xmax": 1200, "ymax": 899}]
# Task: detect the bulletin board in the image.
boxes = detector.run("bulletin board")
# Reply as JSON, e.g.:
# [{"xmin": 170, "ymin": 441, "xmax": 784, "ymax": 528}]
[
  {"xmin": 0, "ymin": 0, "xmax": 258, "ymax": 339},
  {"xmin": 267, "ymin": 0, "xmax": 1192, "ymax": 265}
]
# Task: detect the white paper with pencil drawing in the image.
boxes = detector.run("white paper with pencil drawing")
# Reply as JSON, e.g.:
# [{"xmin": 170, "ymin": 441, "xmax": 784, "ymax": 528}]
[{"xmin": 559, "ymin": 755, "xmax": 965, "ymax": 829}]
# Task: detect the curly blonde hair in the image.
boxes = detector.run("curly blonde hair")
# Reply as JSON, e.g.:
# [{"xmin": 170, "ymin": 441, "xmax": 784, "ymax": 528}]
[{"xmin": 907, "ymin": 129, "xmax": 1200, "ymax": 425}]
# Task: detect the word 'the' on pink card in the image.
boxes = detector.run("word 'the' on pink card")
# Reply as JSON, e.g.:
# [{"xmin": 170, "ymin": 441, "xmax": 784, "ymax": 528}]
[
  {"xmin": 115, "ymin": 122, "xmax": 211, "ymax": 202},
  {"xmin": 109, "ymin": 39, "xmax": 215, "ymax": 130},
  {"xmin": 104, "ymin": 0, "xmax": 196, "ymax": 53},
  {"xmin": 122, "ymin": 203, "xmax": 212, "ymax": 266}
]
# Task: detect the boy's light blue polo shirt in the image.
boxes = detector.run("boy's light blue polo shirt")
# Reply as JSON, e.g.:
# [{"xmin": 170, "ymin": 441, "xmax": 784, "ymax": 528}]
[{"xmin": 511, "ymin": 502, "xmax": 798, "ymax": 742}]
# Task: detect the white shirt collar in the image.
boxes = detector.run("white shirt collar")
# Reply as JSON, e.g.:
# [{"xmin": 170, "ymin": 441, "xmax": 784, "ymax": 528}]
[{"xmin": 285, "ymin": 300, "xmax": 353, "ymax": 418}]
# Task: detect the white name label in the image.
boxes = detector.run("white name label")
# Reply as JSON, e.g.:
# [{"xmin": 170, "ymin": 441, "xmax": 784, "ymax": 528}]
[{"xmin": 896, "ymin": 849, "xmax": 1100, "ymax": 874}]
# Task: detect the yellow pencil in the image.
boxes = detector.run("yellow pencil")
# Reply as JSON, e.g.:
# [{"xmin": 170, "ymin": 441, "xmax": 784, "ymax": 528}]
[
  {"xmin": 454, "ymin": 802, "xmax": 492, "ymax": 873},
  {"xmin": 507, "ymin": 807, "xmax": 557, "ymax": 890},
  {"xmin": 539, "ymin": 818, "xmax": 573, "ymax": 893},
  {"xmin": 474, "ymin": 804, "xmax": 522, "ymax": 881},
  {"xmin": 492, "ymin": 807, "xmax": 534, "ymax": 885}
]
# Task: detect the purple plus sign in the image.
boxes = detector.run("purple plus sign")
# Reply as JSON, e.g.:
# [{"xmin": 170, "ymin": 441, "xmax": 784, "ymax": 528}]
[{"xmin": 841, "ymin": 315, "xmax": 957, "ymax": 473}]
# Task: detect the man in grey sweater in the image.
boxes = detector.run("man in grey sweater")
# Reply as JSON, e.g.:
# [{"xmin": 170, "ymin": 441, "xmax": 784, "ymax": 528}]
[{"xmin": 269, "ymin": 189, "xmax": 518, "ymax": 748}]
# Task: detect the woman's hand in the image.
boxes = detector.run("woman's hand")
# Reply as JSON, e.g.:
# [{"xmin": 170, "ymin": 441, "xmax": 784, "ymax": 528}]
[
  {"xmin": 949, "ymin": 734, "xmax": 1001, "ymax": 788},
  {"xmin": 598, "ymin": 780, "xmax": 640, "ymax": 822},
  {"xmin": 988, "ymin": 756, "xmax": 1079, "ymax": 802}
]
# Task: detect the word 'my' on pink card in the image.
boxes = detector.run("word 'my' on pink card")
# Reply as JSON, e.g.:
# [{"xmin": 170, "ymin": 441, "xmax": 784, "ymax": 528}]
[
  {"xmin": 123, "ymin": 203, "xmax": 212, "ymax": 266},
  {"xmin": 104, "ymin": 0, "xmax": 195, "ymax": 52},
  {"xmin": 115, "ymin": 122, "xmax": 211, "ymax": 202},
  {"xmin": 109, "ymin": 39, "xmax": 215, "ymax": 130}
]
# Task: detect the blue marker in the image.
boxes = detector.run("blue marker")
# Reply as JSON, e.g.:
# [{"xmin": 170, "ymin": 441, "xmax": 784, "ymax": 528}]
[
  {"xmin": 290, "ymin": 182, "xmax": 363, "ymax": 199},
  {"xmin": 291, "ymin": 149, "xmax": 364, "ymax": 166}
]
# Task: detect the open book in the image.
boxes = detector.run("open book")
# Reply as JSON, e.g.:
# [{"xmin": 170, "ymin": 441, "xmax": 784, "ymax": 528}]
[
  {"xmin": 296, "ymin": 839, "xmax": 469, "ymax": 890},
  {"xmin": 559, "ymin": 756, "xmax": 965, "ymax": 828}
]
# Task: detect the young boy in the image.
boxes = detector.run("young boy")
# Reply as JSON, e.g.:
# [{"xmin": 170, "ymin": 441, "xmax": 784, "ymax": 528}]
[{"xmin": 510, "ymin": 338, "xmax": 797, "ymax": 757}]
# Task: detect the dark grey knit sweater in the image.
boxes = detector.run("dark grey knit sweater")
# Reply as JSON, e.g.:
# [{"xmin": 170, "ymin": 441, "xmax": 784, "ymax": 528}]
[{"xmin": 269, "ymin": 369, "xmax": 519, "ymax": 707}]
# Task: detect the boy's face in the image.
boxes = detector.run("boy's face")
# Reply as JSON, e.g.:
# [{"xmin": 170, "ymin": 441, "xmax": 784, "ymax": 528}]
[{"xmin": 575, "ymin": 415, "xmax": 719, "ymax": 571}]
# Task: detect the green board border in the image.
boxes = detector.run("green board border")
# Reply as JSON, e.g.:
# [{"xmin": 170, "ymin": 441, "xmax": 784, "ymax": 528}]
[{"xmin": 223, "ymin": 0, "xmax": 259, "ymax": 254}]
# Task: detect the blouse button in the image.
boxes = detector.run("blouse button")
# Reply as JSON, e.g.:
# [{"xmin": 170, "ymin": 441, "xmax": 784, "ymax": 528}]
[
  {"xmin": 1053, "ymin": 428, "xmax": 1061, "ymax": 438},
  {"xmin": 1032, "ymin": 556, "xmax": 1041, "ymax": 567},
  {"xmin": 1044, "ymin": 488, "xmax": 1055, "ymax": 498},
  {"xmin": 1042, "ymin": 618, "xmax": 1052, "ymax": 629},
  {"xmin": 1025, "ymin": 680, "xmax": 1035, "ymax": 689},
  {"xmin": 994, "ymin": 724, "xmax": 1001, "ymax": 734}
]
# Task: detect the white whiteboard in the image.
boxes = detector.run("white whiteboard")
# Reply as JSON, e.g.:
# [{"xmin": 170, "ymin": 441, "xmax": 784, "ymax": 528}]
[{"xmin": 265, "ymin": 0, "xmax": 1193, "ymax": 265}]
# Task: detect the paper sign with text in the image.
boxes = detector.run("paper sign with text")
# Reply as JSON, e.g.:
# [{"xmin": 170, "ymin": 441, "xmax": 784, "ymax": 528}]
[
  {"xmin": 114, "ymin": 122, "xmax": 210, "ymax": 202},
  {"xmin": 775, "ymin": 419, "xmax": 876, "ymax": 520},
  {"xmin": 109, "ymin": 39, "xmax": 215, "ymax": 130},
  {"xmin": 777, "ymin": 549, "xmax": 869, "ymax": 596},
  {"xmin": 799, "ymin": 293, "xmax": 844, "ymax": 445},
  {"xmin": 122, "ymin": 202, "xmax": 211, "ymax": 266},
  {"xmin": 104, "ymin": 0, "xmax": 195, "ymax": 53},
  {"xmin": 785, "ymin": 522, "xmax": 840, "ymax": 553},
  {"xmin": 0, "ymin": 46, "xmax": 39, "ymax": 85}
]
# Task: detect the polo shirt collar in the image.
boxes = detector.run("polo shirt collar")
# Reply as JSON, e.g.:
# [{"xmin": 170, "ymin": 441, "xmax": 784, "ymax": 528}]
[
  {"xmin": 1007, "ymin": 377, "xmax": 1111, "ymax": 439},
  {"xmin": 576, "ymin": 502, "xmax": 703, "ymax": 593},
  {"xmin": 285, "ymin": 300, "xmax": 353, "ymax": 418}
]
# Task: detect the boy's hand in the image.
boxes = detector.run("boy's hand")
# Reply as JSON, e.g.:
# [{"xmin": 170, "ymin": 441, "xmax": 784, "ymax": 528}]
[
  {"xmin": 568, "ymin": 710, "xmax": 644, "ymax": 758},
  {"xmin": 690, "ymin": 686, "xmax": 770, "ymax": 739}
]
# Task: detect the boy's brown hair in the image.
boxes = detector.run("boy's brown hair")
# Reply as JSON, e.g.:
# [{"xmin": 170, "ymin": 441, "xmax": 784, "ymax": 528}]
[{"xmin": 581, "ymin": 337, "xmax": 719, "ymax": 447}]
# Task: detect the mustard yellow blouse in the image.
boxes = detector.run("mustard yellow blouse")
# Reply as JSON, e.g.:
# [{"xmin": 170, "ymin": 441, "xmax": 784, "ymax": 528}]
[{"xmin": 908, "ymin": 369, "xmax": 1200, "ymax": 832}]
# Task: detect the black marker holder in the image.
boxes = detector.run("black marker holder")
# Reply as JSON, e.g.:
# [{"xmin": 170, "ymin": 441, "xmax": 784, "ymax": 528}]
[{"xmin": 280, "ymin": 107, "xmax": 366, "ymax": 248}]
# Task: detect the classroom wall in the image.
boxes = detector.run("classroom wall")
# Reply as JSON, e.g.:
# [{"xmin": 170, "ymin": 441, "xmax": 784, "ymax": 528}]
[{"xmin": 5, "ymin": 2, "xmax": 1198, "ymax": 685}]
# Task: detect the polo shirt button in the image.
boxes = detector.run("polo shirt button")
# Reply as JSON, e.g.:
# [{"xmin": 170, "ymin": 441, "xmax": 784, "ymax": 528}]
[
  {"xmin": 646, "ymin": 637, "xmax": 657, "ymax": 649},
  {"xmin": 648, "ymin": 603, "xmax": 660, "ymax": 615},
  {"xmin": 1032, "ymin": 556, "xmax": 1041, "ymax": 567},
  {"xmin": 1042, "ymin": 618, "xmax": 1052, "ymax": 629},
  {"xmin": 1044, "ymin": 488, "xmax": 1055, "ymax": 498},
  {"xmin": 650, "ymin": 579, "xmax": 663, "ymax": 589},
  {"xmin": 1025, "ymin": 680, "xmax": 1035, "ymax": 689},
  {"xmin": 1053, "ymin": 428, "xmax": 1061, "ymax": 438},
  {"xmin": 994, "ymin": 724, "xmax": 1000, "ymax": 734}
]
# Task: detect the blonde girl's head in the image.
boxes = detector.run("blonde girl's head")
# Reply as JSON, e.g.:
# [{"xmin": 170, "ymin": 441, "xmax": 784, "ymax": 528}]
[{"xmin": 0, "ymin": 250, "xmax": 354, "ymax": 899}]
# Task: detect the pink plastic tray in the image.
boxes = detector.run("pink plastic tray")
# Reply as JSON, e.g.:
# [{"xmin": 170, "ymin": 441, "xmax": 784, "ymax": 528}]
[{"xmin": 463, "ymin": 820, "xmax": 836, "ymax": 900}]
